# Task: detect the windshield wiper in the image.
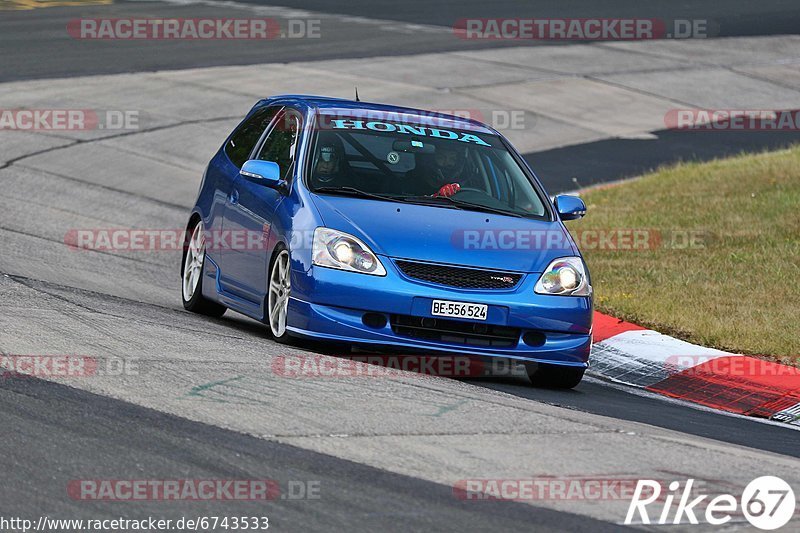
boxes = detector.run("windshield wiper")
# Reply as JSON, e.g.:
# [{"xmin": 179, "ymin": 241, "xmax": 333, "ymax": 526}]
[
  {"xmin": 313, "ymin": 188, "xmax": 523, "ymax": 217},
  {"xmin": 400, "ymin": 195, "xmax": 522, "ymax": 217},
  {"xmin": 395, "ymin": 195, "xmax": 464, "ymax": 210},
  {"xmin": 313, "ymin": 186, "xmax": 402, "ymax": 204}
]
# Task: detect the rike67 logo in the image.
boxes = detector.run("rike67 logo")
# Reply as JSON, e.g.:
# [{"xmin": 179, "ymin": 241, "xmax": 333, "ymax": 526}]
[{"xmin": 626, "ymin": 476, "xmax": 796, "ymax": 530}]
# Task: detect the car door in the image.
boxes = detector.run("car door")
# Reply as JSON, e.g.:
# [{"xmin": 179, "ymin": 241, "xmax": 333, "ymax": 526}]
[
  {"xmin": 219, "ymin": 108, "xmax": 303, "ymax": 307},
  {"xmin": 212, "ymin": 104, "xmax": 282, "ymax": 277}
]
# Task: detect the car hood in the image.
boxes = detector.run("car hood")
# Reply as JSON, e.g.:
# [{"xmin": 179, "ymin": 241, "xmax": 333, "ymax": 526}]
[{"xmin": 309, "ymin": 195, "xmax": 576, "ymax": 273}]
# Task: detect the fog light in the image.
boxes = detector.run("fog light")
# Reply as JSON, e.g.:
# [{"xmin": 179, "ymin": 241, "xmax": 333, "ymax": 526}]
[
  {"xmin": 362, "ymin": 313, "xmax": 387, "ymax": 329},
  {"xmin": 522, "ymin": 331, "xmax": 546, "ymax": 347},
  {"xmin": 420, "ymin": 317, "xmax": 437, "ymax": 328}
]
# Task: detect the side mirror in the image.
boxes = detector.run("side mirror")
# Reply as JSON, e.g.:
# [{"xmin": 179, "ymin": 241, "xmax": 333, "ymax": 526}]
[
  {"xmin": 554, "ymin": 195, "xmax": 586, "ymax": 221},
  {"xmin": 240, "ymin": 160, "xmax": 282, "ymax": 188}
]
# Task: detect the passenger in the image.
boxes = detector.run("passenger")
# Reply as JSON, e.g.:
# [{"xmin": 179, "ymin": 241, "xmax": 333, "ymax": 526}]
[{"xmin": 311, "ymin": 141, "xmax": 347, "ymax": 188}]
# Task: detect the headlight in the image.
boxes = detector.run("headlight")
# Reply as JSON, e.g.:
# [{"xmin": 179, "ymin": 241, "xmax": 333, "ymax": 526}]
[
  {"xmin": 312, "ymin": 227, "xmax": 386, "ymax": 276},
  {"xmin": 534, "ymin": 257, "xmax": 591, "ymax": 296}
]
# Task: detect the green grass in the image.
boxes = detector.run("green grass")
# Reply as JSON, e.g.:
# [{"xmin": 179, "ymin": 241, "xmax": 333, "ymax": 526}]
[{"xmin": 569, "ymin": 147, "xmax": 800, "ymax": 361}]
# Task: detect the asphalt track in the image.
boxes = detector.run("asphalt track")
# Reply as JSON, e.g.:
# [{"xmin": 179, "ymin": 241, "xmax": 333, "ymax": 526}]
[
  {"xmin": 4, "ymin": 0, "xmax": 800, "ymax": 82},
  {"xmin": 0, "ymin": 0, "xmax": 522, "ymax": 82},
  {"xmin": 0, "ymin": 376, "xmax": 617, "ymax": 531},
  {"xmin": 1, "ymin": 1, "xmax": 800, "ymax": 531},
  {"xmin": 234, "ymin": 0, "xmax": 800, "ymax": 36},
  {"xmin": 527, "ymin": 128, "xmax": 800, "ymax": 193}
]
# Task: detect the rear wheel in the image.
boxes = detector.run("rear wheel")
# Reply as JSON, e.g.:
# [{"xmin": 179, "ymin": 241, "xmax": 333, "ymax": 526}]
[
  {"xmin": 526, "ymin": 363, "xmax": 585, "ymax": 389},
  {"xmin": 181, "ymin": 219, "xmax": 227, "ymax": 317}
]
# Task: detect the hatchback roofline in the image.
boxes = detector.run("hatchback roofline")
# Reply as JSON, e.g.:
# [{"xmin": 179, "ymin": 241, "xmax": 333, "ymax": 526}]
[{"xmin": 261, "ymin": 94, "xmax": 492, "ymax": 131}]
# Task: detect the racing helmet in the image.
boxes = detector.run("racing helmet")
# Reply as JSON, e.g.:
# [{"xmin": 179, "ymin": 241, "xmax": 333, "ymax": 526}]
[
  {"xmin": 313, "ymin": 134, "xmax": 345, "ymax": 183},
  {"xmin": 434, "ymin": 143, "xmax": 467, "ymax": 177}
]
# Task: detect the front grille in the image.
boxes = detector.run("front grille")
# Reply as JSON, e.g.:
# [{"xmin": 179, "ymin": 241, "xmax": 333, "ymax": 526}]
[
  {"xmin": 390, "ymin": 315, "xmax": 520, "ymax": 348},
  {"xmin": 394, "ymin": 260, "xmax": 522, "ymax": 290}
]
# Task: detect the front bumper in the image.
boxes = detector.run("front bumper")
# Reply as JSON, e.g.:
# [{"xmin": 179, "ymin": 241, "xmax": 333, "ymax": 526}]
[{"xmin": 287, "ymin": 257, "xmax": 592, "ymax": 367}]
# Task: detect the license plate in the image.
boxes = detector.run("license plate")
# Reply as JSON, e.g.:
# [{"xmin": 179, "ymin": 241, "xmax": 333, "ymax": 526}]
[{"xmin": 431, "ymin": 299, "xmax": 488, "ymax": 321}]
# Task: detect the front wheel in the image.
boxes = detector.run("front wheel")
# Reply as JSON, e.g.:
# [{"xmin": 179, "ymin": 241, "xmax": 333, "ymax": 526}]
[
  {"xmin": 526, "ymin": 363, "xmax": 585, "ymax": 389},
  {"xmin": 267, "ymin": 247, "xmax": 296, "ymax": 344},
  {"xmin": 181, "ymin": 219, "xmax": 227, "ymax": 317}
]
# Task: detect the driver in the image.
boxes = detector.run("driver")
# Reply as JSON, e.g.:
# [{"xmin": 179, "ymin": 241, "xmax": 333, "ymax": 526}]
[{"xmin": 408, "ymin": 144, "xmax": 467, "ymax": 198}]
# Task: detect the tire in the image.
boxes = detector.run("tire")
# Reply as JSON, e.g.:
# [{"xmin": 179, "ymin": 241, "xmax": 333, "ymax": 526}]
[
  {"xmin": 181, "ymin": 219, "xmax": 227, "ymax": 317},
  {"xmin": 266, "ymin": 245, "xmax": 296, "ymax": 345},
  {"xmin": 525, "ymin": 362, "xmax": 585, "ymax": 389}
]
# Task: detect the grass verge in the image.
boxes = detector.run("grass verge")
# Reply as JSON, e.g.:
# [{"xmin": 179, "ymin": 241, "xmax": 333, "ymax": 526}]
[{"xmin": 569, "ymin": 147, "xmax": 800, "ymax": 361}]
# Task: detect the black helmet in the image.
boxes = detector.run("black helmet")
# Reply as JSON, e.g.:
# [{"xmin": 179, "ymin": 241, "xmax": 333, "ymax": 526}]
[{"xmin": 434, "ymin": 143, "xmax": 467, "ymax": 177}]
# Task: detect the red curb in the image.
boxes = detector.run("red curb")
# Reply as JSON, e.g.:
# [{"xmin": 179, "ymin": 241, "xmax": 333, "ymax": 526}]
[
  {"xmin": 591, "ymin": 311, "xmax": 645, "ymax": 342},
  {"xmin": 592, "ymin": 314, "xmax": 800, "ymax": 424},
  {"xmin": 645, "ymin": 356, "xmax": 800, "ymax": 416}
]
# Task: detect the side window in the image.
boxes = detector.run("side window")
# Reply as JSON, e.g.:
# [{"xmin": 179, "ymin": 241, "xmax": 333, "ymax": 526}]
[
  {"xmin": 225, "ymin": 106, "xmax": 281, "ymax": 168},
  {"xmin": 256, "ymin": 111, "xmax": 302, "ymax": 181}
]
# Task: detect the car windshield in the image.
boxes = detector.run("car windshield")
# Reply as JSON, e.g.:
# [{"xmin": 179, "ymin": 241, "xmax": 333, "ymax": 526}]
[{"xmin": 307, "ymin": 115, "xmax": 548, "ymax": 218}]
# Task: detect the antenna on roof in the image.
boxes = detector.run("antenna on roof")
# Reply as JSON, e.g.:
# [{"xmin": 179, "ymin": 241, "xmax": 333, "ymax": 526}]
[{"xmin": 354, "ymin": 87, "xmax": 360, "ymax": 102}]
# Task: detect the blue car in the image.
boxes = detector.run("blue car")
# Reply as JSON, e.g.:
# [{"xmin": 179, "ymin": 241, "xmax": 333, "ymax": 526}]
[{"xmin": 182, "ymin": 95, "xmax": 592, "ymax": 388}]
